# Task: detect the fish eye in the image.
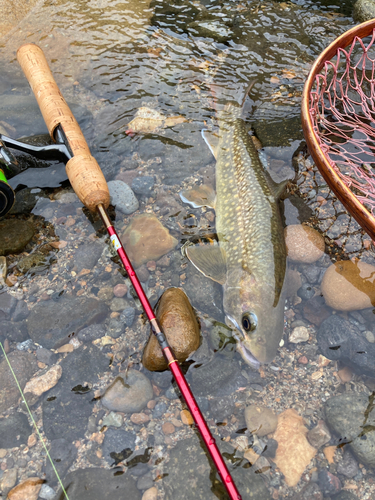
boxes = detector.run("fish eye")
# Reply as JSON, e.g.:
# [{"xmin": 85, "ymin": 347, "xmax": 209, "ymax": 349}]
[{"xmin": 242, "ymin": 313, "xmax": 257, "ymax": 332}]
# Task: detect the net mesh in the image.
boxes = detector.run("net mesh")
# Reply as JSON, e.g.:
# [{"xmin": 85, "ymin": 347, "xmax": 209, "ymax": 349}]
[{"xmin": 309, "ymin": 28, "xmax": 375, "ymax": 218}]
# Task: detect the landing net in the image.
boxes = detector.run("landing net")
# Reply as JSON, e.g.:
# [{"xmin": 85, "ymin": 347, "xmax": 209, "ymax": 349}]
[{"xmin": 302, "ymin": 20, "xmax": 375, "ymax": 239}]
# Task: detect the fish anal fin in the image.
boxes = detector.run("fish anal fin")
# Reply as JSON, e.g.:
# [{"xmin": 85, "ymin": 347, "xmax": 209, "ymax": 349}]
[{"xmin": 186, "ymin": 244, "xmax": 226, "ymax": 285}]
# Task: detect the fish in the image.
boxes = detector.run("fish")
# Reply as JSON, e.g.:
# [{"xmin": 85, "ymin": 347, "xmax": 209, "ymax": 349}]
[{"xmin": 180, "ymin": 86, "xmax": 287, "ymax": 368}]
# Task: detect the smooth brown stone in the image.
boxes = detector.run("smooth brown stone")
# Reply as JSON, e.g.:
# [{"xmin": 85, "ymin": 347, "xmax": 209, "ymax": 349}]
[
  {"xmin": 7, "ymin": 477, "xmax": 43, "ymax": 500},
  {"xmin": 285, "ymin": 224, "xmax": 325, "ymax": 263},
  {"xmin": 162, "ymin": 422, "xmax": 175, "ymax": 435},
  {"xmin": 321, "ymin": 260, "xmax": 375, "ymax": 311},
  {"xmin": 142, "ymin": 288, "xmax": 200, "ymax": 371}
]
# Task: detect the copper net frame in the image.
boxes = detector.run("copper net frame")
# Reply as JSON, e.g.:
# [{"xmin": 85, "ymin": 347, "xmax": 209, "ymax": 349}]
[{"xmin": 301, "ymin": 18, "xmax": 375, "ymax": 241}]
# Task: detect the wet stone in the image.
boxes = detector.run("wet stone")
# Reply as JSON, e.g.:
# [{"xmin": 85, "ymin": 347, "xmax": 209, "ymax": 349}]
[
  {"xmin": 317, "ymin": 469, "xmax": 341, "ymax": 496},
  {"xmin": 77, "ymin": 324, "xmax": 106, "ymax": 342},
  {"xmin": 0, "ymin": 320, "xmax": 28, "ymax": 343},
  {"xmin": 209, "ymin": 395, "xmax": 235, "ymax": 421},
  {"xmin": 17, "ymin": 253, "xmax": 46, "ymax": 274},
  {"xmin": 290, "ymin": 482, "xmax": 323, "ymax": 500},
  {"xmin": 73, "ymin": 241, "xmax": 104, "ymax": 273},
  {"xmin": 152, "ymin": 370, "xmax": 172, "ymax": 388},
  {"xmin": 297, "ymin": 283, "xmax": 315, "ymax": 300},
  {"xmin": 245, "ymin": 405, "xmax": 278, "ymax": 437},
  {"xmin": 184, "ymin": 268, "xmax": 223, "ymax": 319},
  {"xmin": 317, "ymin": 315, "xmax": 375, "ymax": 377},
  {"xmin": 12, "ymin": 300, "xmax": 29, "ymax": 322},
  {"xmin": 131, "ymin": 176, "xmax": 155, "ymax": 196},
  {"xmin": 336, "ymin": 449, "xmax": 359, "ymax": 478},
  {"xmin": 54, "ymin": 467, "xmax": 141, "ymax": 500},
  {"xmin": 101, "ymin": 369, "xmax": 153, "ymax": 413},
  {"xmin": 307, "ymin": 420, "xmax": 331, "ymax": 449},
  {"xmin": 26, "ymin": 296, "xmax": 109, "ymax": 349},
  {"xmin": 120, "ymin": 306, "xmax": 136, "ymax": 327},
  {"xmin": 152, "ymin": 401, "xmax": 167, "ymax": 419},
  {"xmin": 102, "ymin": 411, "xmax": 123, "ymax": 428},
  {"xmin": 58, "ymin": 344, "xmax": 109, "ymax": 388},
  {"xmin": 324, "ymin": 392, "xmax": 375, "ymax": 467},
  {"xmin": 0, "ymin": 412, "xmax": 32, "ymax": 448},
  {"xmin": 137, "ymin": 473, "xmax": 153, "ymax": 491},
  {"xmin": 0, "ymin": 220, "xmax": 35, "ymax": 256},
  {"xmin": 102, "ymin": 428, "xmax": 136, "ymax": 465},
  {"xmin": 0, "ymin": 351, "xmax": 38, "ymax": 413},
  {"xmin": 0, "ymin": 292, "xmax": 16, "ymax": 319},
  {"xmin": 36, "ymin": 348, "xmax": 58, "ymax": 366},
  {"xmin": 163, "ymin": 436, "xmax": 271, "ymax": 500},
  {"xmin": 107, "ymin": 318, "xmax": 125, "ymax": 338},
  {"xmin": 331, "ymin": 491, "xmax": 359, "ymax": 500},
  {"xmin": 45, "ymin": 438, "xmax": 78, "ymax": 486},
  {"xmin": 39, "ymin": 484, "xmax": 56, "ymax": 500},
  {"xmin": 108, "ymin": 180, "xmax": 139, "ymax": 215}
]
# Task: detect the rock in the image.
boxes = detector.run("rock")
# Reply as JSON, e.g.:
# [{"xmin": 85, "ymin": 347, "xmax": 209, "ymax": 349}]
[
  {"xmin": 0, "ymin": 413, "xmax": 32, "ymax": 448},
  {"xmin": 113, "ymin": 284, "xmax": 128, "ymax": 297},
  {"xmin": 23, "ymin": 364, "xmax": 62, "ymax": 396},
  {"xmin": 120, "ymin": 307, "xmax": 136, "ymax": 327},
  {"xmin": 17, "ymin": 253, "xmax": 46, "ymax": 274},
  {"xmin": 108, "ymin": 180, "xmax": 139, "ymax": 215},
  {"xmin": 77, "ymin": 324, "xmax": 106, "ymax": 342},
  {"xmin": 307, "ymin": 420, "xmax": 331, "ymax": 449},
  {"xmin": 289, "ymin": 326, "xmax": 310, "ymax": 344},
  {"xmin": 0, "ymin": 292, "xmax": 16, "ymax": 319},
  {"xmin": 291, "ymin": 482, "xmax": 323, "ymax": 500},
  {"xmin": 102, "ymin": 428, "xmax": 136, "ymax": 464},
  {"xmin": 303, "ymin": 295, "xmax": 331, "ymax": 326},
  {"xmin": 353, "ymin": 0, "xmax": 375, "ymax": 23},
  {"xmin": 12, "ymin": 300, "xmax": 29, "ymax": 322},
  {"xmin": 54, "ymin": 467, "xmax": 141, "ymax": 500},
  {"xmin": 324, "ymin": 392, "xmax": 375, "ymax": 467},
  {"xmin": 244, "ymin": 405, "xmax": 278, "ymax": 436},
  {"xmin": 97, "ymin": 286, "xmax": 114, "ymax": 301},
  {"xmin": 7, "ymin": 477, "xmax": 44, "ymax": 500},
  {"xmin": 153, "ymin": 401, "xmax": 167, "ymax": 419},
  {"xmin": 297, "ymin": 282, "xmax": 315, "ymax": 300},
  {"xmin": 102, "ymin": 369, "xmax": 153, "ymax": 413},
  {"xmin": 317, "ymin": 315, "xmax": 375, "ymax": 377},
  {"xmin": 130, "ymin": 413, "xmax": 150, "ymax": 425},
  {"xmin": 38, "ymin": 484, "xmax": 56, "ymax": 500},
  {"xmin": 162, "ymin": 422, "xmax": 175, "ymax": 435},
  {"xmin": 331, "ymin": 491, "xmax": 358, "ymax": 500},
  {"xmin": 0, "ymin": 220, "xmax": 35, "ymax": 256},
  {"xmin": 273, "ymin": 409, "xmax": 317, "ymax": 487},
  {"xmin": 26, "ymin": 296, "xmax": 108, "ymax": 348},
  {"xmin": 163, "ymin": 437, "xmax": 271, "ymax": 500},
  {"xmin": 285, "ymin": 225, "xmax": 325, "ymax": 263},
  {"xmin": 0, "ymin": 256, "xmax": 6, "ymax": 281},
  {"xmin": 110, "ymin": 297, "xmax": 128, "ymax": 312},
  {"xmin": 142, "ymin": 288, "xmax": 200, "ymax": 371},
  {"xmin": 321, "ymin": 260, "xmax": 375, "ymax": 311},
  {"xmin": 102, "ymin": 412, "xmax": 123, "ymax": 428},
  {"xmin": 73, "ymin": 241, "xmax": 104, "ymax": 273},
  {"xmin": 0, "ymin": 351, "xmax": 38, "ymax": 413},
  {"xmin": 0, "ymin": 468, "xmax": 18, "ymax": 496},
  {"xmin": 209, "ymin": 395, "xmax": 235, "ymax": 420},
  {"xmin": 180, "ymin": 409, "xmax": 194, "ymax": 426},
  {"xmin": 45, "ymin": 438, "xmax": 78, "ymax": 485},
  {"xmin": 107, "ymin": 318, "xmax": 125, "ymax": 338},
  {"xmin": 337, "ymin": 449, "xmax": 359, "ymax": 478},
  {"xmin": 338, "ymin": 366, "xmax": 353, "ymax": 383},
  {"xmin": 317, "ymin": 469, "xmax": 341, "ymax": 496},
  {"xmin": 120, "ymin": 214, "xmax": 178, "ymax": 268},
  {"xmin": 142, "ymin": 487, "xmax": 157, "ymax": 500},
  {"xmin": 131, "ymin": 176, "xmax": 155, "ymax": 196},
  {"xmin": 0, "ymin": 320, "xmax": 28, "ymax": 343}
]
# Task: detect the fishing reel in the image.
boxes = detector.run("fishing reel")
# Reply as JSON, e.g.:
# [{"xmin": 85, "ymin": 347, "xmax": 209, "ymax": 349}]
[{"xmin": 0, "ymin": 141, "xmax": 16, "ymax": 217}]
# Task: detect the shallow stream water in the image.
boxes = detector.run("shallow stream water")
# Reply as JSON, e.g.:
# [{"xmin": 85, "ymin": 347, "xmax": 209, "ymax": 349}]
[{"xmin": 0, "ymin": 0, "xmax": 375, "ymax": 499}]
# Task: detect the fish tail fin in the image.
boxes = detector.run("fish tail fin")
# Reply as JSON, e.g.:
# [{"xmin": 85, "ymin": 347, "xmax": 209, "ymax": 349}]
[{"xmin": 209, "ymin": 80, "xmax": 257, "ymax": 115}]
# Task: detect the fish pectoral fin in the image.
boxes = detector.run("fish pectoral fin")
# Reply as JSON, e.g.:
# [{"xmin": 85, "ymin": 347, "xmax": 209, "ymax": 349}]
[
  {"xmin": 268, "ymin": 177, "xmax": 289, "ymax": 200},
  {"xmin": 202, "ymin": 129, "xmax": 219, "ymax": 159},
  {"xmin": 179, "ymin": 184, "xmax": 216, "ymax": 209},
  {"xmin": 185, "ymin": 244, "xmax": 226, "ymax": 285}
]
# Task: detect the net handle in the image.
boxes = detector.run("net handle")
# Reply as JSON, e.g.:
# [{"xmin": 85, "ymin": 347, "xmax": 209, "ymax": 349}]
[{"xmin": 301, "ymin": 19, "xmax": 375, "ymax": 241}]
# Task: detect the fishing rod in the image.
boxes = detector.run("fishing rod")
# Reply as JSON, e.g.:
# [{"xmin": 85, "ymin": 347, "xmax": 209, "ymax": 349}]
[{"xmin": 12, "ymin": 43, "xmax": 242, "ymax": 500}]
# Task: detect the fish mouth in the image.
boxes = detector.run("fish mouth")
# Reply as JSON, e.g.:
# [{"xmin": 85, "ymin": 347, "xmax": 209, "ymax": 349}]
[{"xmin": 225, "ymin": 314, "xmax": 261, "ymax": 369}]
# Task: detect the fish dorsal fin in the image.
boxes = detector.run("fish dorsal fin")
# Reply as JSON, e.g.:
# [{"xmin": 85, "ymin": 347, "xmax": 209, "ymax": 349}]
[
  {"xmin": 202, "ymin": 129, "xmax": 219, "ymax": 159},
  {"xmin": 185, "ymin": 244, "xmax": 226, "ymax": 285},
  {"xmin": 180, "ymin": 184, "xmax": 216, "ymax": 209}
]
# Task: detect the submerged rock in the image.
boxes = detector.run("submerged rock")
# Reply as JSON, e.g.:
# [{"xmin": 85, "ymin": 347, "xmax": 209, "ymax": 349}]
[
  {"xmin": 164, "ymin": 436, "xmax": 271, "ymax": 500},
  {"xmin": 54, "ymin": 467, "xmax": 140, "ymax": 500},
  {"xmin": 324, "ymin": 392, "xmax": 375, "ymax": 467},
  {"xmin": 7, "ymin": 477, "xmax": 43, "ymax": 500},
  {"xmin": 142, "ymin": 288, "xmax": 200, "ymax": 371},
  {"xmin": 0, "ymin": 220, "xmax": 34, "ymax": 256},
  {"xmin": 244, "ymin": 405, "xmax": 278, "ymax": 437},
  {"xmin": 120, "ymin": 214, "xmax": 178, "ymax": 268},
  {"xmin": 353, "ymin": 0, "xmax": 375, "ymax": 23},
  {"xmin": 102, "ymin": 369, "xmax": 153, "ymax": 413},
  {"xmin": 321, "ymin": 260, "xmax": 375, "ymax": 311},
  {"xmin": 285, "ymin": 224, "xmax": 325, "ymax": 263},
  {"xmin": 0, "ymin": 412, "xmax": 32, "ymax": 448},
  {"xmin": 108, "ymin": 180, "xmax": 139, "ymax": 215},
  {"xmin": 45, "ymin": 438, "xmax": 78, "ymax": 485},
  {"xmin": 272, "ymin": 409, "xmax": 317, "ymax": 487}
]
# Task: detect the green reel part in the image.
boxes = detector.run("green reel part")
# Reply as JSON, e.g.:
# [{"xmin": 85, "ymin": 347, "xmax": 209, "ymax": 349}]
[{"xmin": 0, "ymin": 169, "xmax": 15, "ymax": 217}]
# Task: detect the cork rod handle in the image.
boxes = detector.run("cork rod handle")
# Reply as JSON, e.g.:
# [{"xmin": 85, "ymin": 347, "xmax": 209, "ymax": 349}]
[{"xmin": 17, "ymin": 43, "xmax": 110, "ymax": 212}]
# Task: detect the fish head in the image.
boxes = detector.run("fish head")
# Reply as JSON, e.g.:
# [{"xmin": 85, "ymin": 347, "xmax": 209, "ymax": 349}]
[{"xmin": 223, "ymin": 273, "xmax": 285, "ymax": 367}]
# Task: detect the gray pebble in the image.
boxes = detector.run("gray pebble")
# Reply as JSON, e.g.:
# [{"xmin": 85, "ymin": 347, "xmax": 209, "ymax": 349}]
[
  {"xmin": 297, "ymin": 283, "xmax": 315, "ymax": 300},
  {"xmin": 152, "ymin": 370, "xmax": 172, "ymax": 388},
  {"xmin": 137, "ymin": 473, "xmax": 153, "ymax": 491},
  {"xmin": 39, "ymin": 484, "xmax": 56, "ymax": 500},
  {"xmin": 301, "ymin": 265, "xmax": 321, "ymax": 284},
  {"xmin": 165, "ymin": 385, "xmax": 181, "ymax": 400},
  {"xmin": 108, "ymin": 318, "xmax": 125, "ymax": 339},
  {"xmin": 108, "ymin": 180, "xmax": 139, "ymax": 215},
  {"xmin": 120, "ymin": 307, "xmax": 136, "ymax": 327},
  {"xmin": 16, "ymin": 339, "xmax": 35, "ymax": 351},
  {"xmin": 78, "ymin": 324, "xmax": 106, "ymax": 342},
  {"xmin": 36, "ymin": 347, "xmax": 58, "ymax": 365},
  {"xmin": 153, "ymin": 402, "xmax": 167, "ymax": 418},
  {"xmin": 12, "ymin": 300, "xmax": 30, "ymax": 322},
  {"xmin": 131, "ymin": 176, "xmax": 154, "ymax": 196}
]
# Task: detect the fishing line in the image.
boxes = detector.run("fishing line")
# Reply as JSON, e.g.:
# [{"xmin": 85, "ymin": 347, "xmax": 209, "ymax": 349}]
[{"xmin": 0, "ymin": 341, "xmax": 70, "ymax": 500}]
